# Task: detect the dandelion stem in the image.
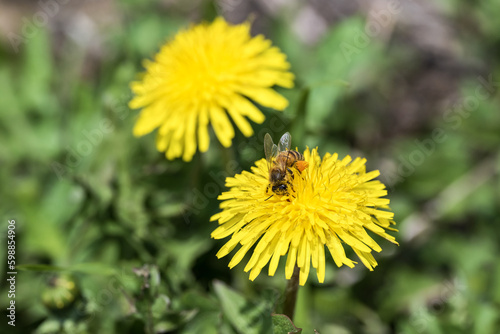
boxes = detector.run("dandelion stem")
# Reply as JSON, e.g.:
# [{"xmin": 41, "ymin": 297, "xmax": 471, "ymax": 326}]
[{"xmin": 283, "ymin": 265, "xmax": 300, "ymax": 320}]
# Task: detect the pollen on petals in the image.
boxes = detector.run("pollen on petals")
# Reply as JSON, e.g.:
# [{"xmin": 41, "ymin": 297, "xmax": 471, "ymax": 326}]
[
  {"xmin": 210, "ymin": 148, "xmax": 398, "ymax": 285},
  {"xmin": 129, "ymin": 17, "xmax": 294, "ymax": 161}
]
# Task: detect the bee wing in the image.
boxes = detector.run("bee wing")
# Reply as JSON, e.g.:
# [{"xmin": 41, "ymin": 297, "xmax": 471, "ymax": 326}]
[
  {"xmin": 278, "ymin": 132, "xmax": 292, "ymax": 152},
  {"xmin": 264, "ymin": 133, "xmax": 275, "ymax": 161},
  {"xmin": 264, "ymin": 133, "xmax": 279, "ymax": 170},
  {"xmin": 271, "ymin": 144, "xmax": 279, "ymax": 159}
]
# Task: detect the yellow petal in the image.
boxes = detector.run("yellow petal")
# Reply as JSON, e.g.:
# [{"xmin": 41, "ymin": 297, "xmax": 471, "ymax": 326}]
[
  {"xmin": 209, "ymin": 104, "xmax": 234, "ymax": 148},
  {"xmin": 198, "ymin": 105, "xmax": 210, "ymax": 152},
  {"xmin": 236, "ymin": 86, "xmax": 289, "ymax": 110},
  {"xmin": 132, "ymin": 105, "xmax": 168, "ymax": 136},
  {"xmin": 182, "ymin": 111, "xmax": 198, "ymax": 161}
]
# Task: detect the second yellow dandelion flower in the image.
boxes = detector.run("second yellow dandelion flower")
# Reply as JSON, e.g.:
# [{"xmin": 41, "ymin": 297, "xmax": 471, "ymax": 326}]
[{"xmin": 129, "ymin": 17, "xmax": 294, "ymax": 161}]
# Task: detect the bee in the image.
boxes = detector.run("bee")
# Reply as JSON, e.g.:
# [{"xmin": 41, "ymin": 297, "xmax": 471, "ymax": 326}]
[{"xmin": 264, "ymin": 132, "xmax": 309, "ymax": 196}]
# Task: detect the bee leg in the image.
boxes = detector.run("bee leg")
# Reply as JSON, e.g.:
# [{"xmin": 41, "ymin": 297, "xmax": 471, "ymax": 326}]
[
  {"xmin": 265, "ymin": 184, "xmax": 274, "ymax": 200},
  {"xmin": 287, "ymin": 167, "xmax": 294, "ymax": 179},
  {"xmin": 287, "ymin": 181, "xmax": 296, "ymax": 198}
]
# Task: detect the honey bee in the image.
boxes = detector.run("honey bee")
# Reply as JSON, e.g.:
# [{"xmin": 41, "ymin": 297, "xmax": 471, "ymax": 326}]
[{"xmin": 264, "ymin": 132, "xmax": 309, "ymax": 196}]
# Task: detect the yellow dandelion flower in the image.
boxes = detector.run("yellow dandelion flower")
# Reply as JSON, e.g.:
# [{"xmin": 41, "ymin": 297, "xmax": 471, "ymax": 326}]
[
  {"xmin": 211, "ymin": 148, "xmax": 398, "ymax": 286},
  {"xmin": 129, "ymin": 17, "xmax": 294, "ymax": 161}
]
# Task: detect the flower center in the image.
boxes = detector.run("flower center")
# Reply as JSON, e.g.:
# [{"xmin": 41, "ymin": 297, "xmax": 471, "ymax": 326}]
[{"xmin": 183, "ymin": 39, "xmax": 240, "ymax": 104}]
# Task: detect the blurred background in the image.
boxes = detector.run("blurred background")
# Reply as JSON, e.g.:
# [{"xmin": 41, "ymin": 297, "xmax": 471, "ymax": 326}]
[{"xmin": 1, "ymin": 0, "xmax": 499, "ymax": 333}]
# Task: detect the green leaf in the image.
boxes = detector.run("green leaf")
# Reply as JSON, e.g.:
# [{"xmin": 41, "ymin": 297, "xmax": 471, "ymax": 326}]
[
  {"xmin": 183, "ymin": 311, "xmax": 220, "ymax": 334},
  {"xmin": 272, "ymin": 314, "xmax": 302, "ymax": 334},
  {"xmin": 17, "ymin": 264, "xmax": 66, "ymax": 272},
  {"xmin": 179, "ymin": 290, "xmax": 219, "ymax": 311},
  {"xmin": 213, "ymin": 280, "xmax": 273, "ymax": 334},
  {"xmin": 151, "ymin": 294, "xmax": 171, "ymax": 319}
]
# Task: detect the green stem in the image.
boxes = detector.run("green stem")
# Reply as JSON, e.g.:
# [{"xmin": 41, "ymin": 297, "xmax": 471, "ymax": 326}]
[{"xmin": 283, "ymin": 266, "xmax": 300, "ymax": 320}]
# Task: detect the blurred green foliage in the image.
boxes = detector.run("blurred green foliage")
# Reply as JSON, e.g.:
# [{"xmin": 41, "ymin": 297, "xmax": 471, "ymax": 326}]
[{"xmin": 1, "ymin": 0, "xmax": 500, "ymax": 333}]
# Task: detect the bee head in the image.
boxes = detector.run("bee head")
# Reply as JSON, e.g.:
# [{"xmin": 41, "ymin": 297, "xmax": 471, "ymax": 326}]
[{"xmin": 272, "ymin": 184, "xmax": 288, "ymax": 194}]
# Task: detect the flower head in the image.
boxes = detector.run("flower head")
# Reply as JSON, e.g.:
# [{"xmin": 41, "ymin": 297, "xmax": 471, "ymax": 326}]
[
  {"xmin": 211, "ymin": 148, "xmax": 398, "ymax": 285},
  {"xmin": 129, "ymin": 17, "xmax": 294, "ymax": 161}
]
